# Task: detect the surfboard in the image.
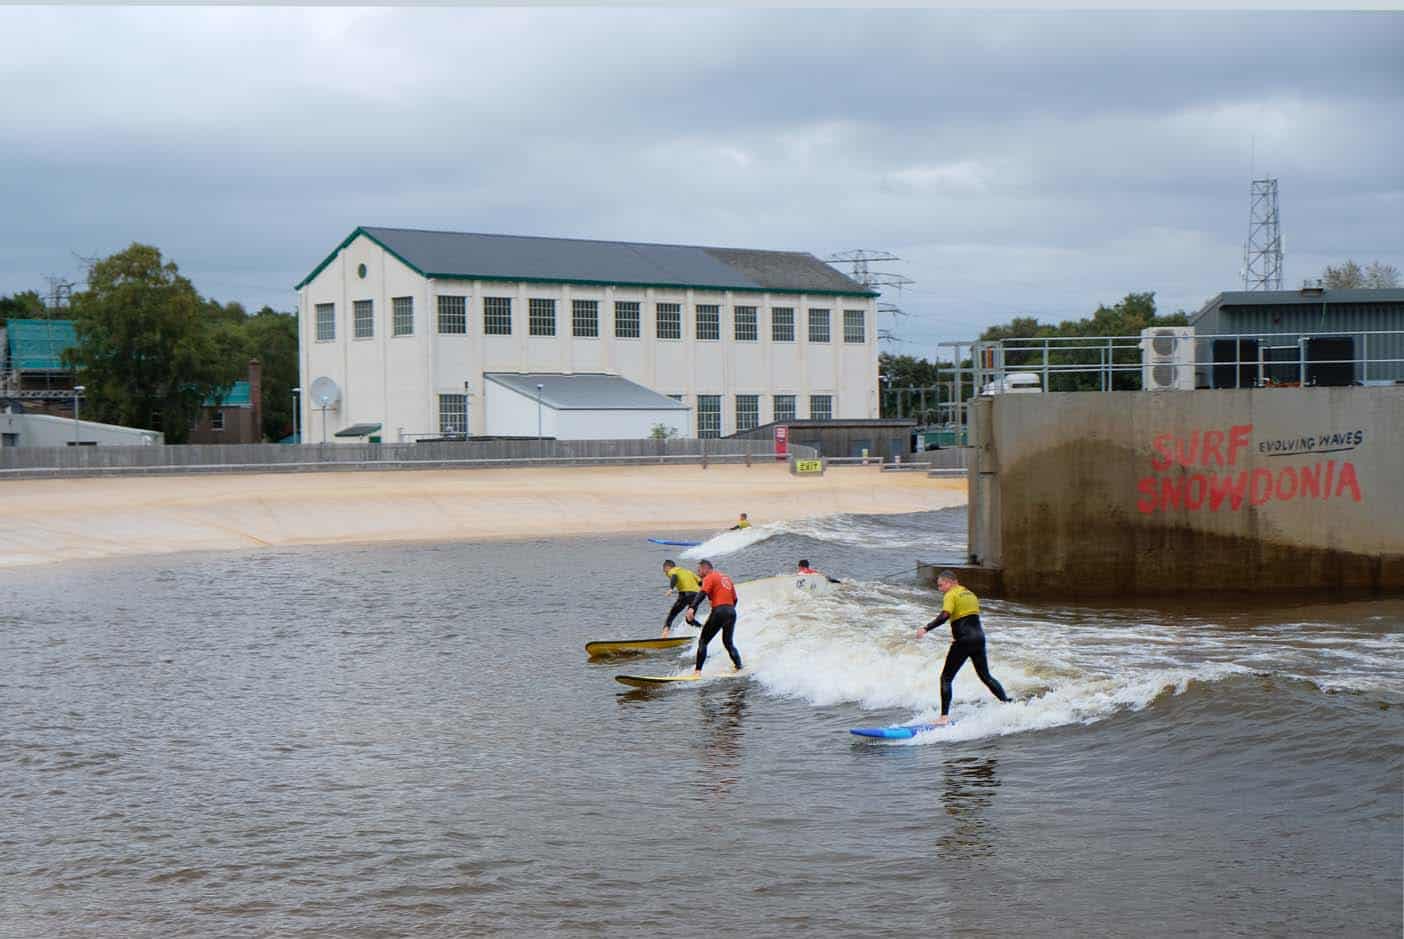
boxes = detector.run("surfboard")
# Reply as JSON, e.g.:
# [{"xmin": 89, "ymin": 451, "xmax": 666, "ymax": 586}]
[
  {"xmin": 849, "ymin": 721, "xmax": 954, "ymax": 740},
  {"xmin": 615, "ymin": 669, "xmax": 749, "ymax": 689},
  {"xmin": 648, "ymin": 538, "xmax": 702, "ymax": 547},
  {"xmin": 585, "ymin": 636, "xmax": 695, "ymax": 658}
]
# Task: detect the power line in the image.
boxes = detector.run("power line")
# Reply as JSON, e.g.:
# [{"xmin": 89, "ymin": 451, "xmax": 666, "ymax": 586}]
[{"xmin": 824, "ymin": 249, "xmax": 915, "ymax": 344}]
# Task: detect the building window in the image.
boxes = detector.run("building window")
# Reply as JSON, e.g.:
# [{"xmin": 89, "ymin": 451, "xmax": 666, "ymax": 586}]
[
  {"xmin": 656, "ymin": 303, "xmax": 682, "ymax": 340},
  {"xmin": 529, "ymin": 298, "xmax": 556, "ymax": 337},
  {"xmin": 572, "ymin": 299, "xmax": 599, "ymax": 338},
  {"xmin": 353, "ymin": 300, "xmax": 374, "ymax": 339},
  {"xmin": 484, "ymin": 297, "xmax": 512, "ymax": 335},
  {"xmin": 734, "ymin": 306, "xmax": 758, "ymax": 341},
  {"xmin": 615, "ymin": 301, "xmax": 641, "ymax": 338},
  {"xmin": 697, "ymin": 394, "xmax": 721, "ymax": 438},
  {"xmin": 810, "ymin": 394, "xmax": 833, "ymax": 421},
  {"xmin": 392, "ymin": 296, "xmax": 414, "ymax": 336},
  {"xmin": 439, "ymin": 394, "xmax": 467, "ymax": 435},
  {"xmin": 773, "ymin": 395, "xmax": 796, "ymax": 422},
  {"xmin": 736, "ymin": 394, "xmax": 759, "ymax": 431},
  {"xmin": 809, "ymin": 308, "xmax": 831, "ymax": 343},
  {"xmin": 211, "ymin": 409, "xmax": 225, "ymax": 431},
  {"xmin": 844, "ymin": 309, "xmax": 866, "ymax": 343},
  {"xmin": 696, "ymin": 304, "xmax": 720, "ymax": 341},
  {"xmin": 438, "ymin": 296, "xmax": 467, "ymax": 334},
  {"xmin": 315, "ymin": 303, "xmax": 335, "ymax": 341},
  {"xmin": 771, "ymin": 307, "xmax": 795, "ymax": 342}
]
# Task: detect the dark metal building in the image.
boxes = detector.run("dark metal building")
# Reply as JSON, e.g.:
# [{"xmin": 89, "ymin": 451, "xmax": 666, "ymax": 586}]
[
  {"xmin": 727, "ymin": 419, "xmax": 916, "ymax": 459},
  {"xmin": 1190, "ymin": 287, "xmax": 1404, "ymax": 386}
]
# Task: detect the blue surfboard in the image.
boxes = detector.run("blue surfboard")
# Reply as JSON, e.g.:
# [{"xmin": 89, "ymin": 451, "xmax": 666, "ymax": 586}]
[
  {"xmin": 849, "ymin": 721, "xmax": 953, "ymax": 740},
  {"xmin": 648, "ymin": 538, "xmax": 702, "ymax": 547}
]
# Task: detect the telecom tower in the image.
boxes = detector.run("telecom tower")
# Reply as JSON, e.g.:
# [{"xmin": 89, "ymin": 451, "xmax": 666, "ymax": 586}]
[
  {"xmin": 823, "ymin": 250, "xmax": 914, "ymax": 343},
  {"xmin": 1243, "ymin": 177, "xmax": 1284, "ymax": 291}
]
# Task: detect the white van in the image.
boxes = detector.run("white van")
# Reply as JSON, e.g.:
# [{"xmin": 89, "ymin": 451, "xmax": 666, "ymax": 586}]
[{"xmin": 980, "ymin": 371, "xmax": 1042, "ymax": 396}]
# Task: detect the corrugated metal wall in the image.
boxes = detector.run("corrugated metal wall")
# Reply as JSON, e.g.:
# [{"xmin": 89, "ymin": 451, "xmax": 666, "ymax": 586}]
[{"xmin": 1201, "ymin": 300, "xmax": 1404, "ymax": 382}]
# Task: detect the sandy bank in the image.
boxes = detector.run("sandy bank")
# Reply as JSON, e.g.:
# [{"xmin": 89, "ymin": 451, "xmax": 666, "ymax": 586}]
[{"xmin": 0, "ymin": 464, "xmax": 965, "ymax": 568}]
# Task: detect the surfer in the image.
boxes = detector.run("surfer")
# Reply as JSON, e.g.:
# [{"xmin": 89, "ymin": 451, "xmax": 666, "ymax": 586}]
[
  {"xmin": 729, "ymin": 513, "xmax": 751, "ymax": 530},
  {"xmin": 685, "ymin": 559, "xmax": 743, "ymax": 674},
  {"xmin": 661, "ymin": 560, "xmax": 702, "ymax": 637},
  {"xmin": 796, "ymin": 559, "xmax": 841, "ymax": 584},
  {"xmin": 917, "ymin": 570, "xmax": 1011, "ymax": 725}
]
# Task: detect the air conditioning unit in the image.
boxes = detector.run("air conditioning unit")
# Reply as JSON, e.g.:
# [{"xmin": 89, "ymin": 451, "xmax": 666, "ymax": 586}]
[{"xmin": 1140, "ymin": 326, "xmax": 1196, "ymax": 391}]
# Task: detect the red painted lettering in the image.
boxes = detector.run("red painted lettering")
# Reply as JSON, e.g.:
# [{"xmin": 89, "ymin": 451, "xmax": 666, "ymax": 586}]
[
  {"xmin": 1274, "ymin": 466, "xmax": 1298, "ymax": 501},
  {"xmin": 1160, "ymin": 476, "xmax": 1184, "ymax": 511},
  {"xmin": 1136, "ymin": 477, "xmax": 1157, "ymax": 514},
  {"xmin": 1323, "ymin": 460, "xmax": 1336, "ymax": 500},
  {"xmin": 1299, "ymin": 463, "xmax": 1321, "ymax": 498},
  {"xmin": 1201, "ymin": 430, "xmax": 1225, "ymax": 467},
  {"xmin": 1336, "ymin": 461, "xmax": 1362, "ymax": 502},
  {"xmin": 1250, "ymin": 468, "xmax": 1274, "ymax": 506},
  {"xmin": 1227, "ymin": 424, "xmax": 1253, "ymax": 466},
  {"xmin": 1174, "ymin": 430, "xmax": 1200, "ymax": 468},
  {"xmin": 1209, "ymin": 471, "xmax": 1249, "ymax": 512},
  {"xmin": 1184, "ymin": 475, "xmax": 1208, "ymax": 509},
  {"xmin": 1151, "ymin": 434, "xmax": 1173, "ymax": 472}
]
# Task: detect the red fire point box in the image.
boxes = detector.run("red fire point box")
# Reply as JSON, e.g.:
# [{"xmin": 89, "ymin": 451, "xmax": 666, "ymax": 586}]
[{"xmin": 774, "ymin": 425, "xmax": 788, "ymax": 460}]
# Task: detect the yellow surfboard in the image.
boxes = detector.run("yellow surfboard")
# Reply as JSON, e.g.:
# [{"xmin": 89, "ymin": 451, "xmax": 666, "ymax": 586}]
[
  {"xmin": 586, "ymin": 636, "xmax": 695, "ymax": 659},
  {"xmin": 614, "ymin": 669, "xmax": 749, "ymax": 689}
]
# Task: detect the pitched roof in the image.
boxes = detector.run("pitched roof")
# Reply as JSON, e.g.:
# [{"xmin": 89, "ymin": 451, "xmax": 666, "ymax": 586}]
[
  {"xmin": 203, "ymin": 381, "xmax": 251, "ymax": 407},
  {"xmin": 297, "ymin": 226, "xmax": 877, "ymax": 297},
  {"xmin": 484, "ymin": 372, "xmax": 691, "ymax": 411},
  {"xmin": 5, "ymin": 318, "xmax": 76, "ymax": 371}
]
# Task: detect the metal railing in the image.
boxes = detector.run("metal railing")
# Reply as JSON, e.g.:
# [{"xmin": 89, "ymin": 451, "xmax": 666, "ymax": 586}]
[
  {"xmin": 919, "ymin": 328, "xmax": 1404, "ymax": 430},
  {"xmin": 0, "ymin": 437, "xmax": 782, "ymax": 479}
]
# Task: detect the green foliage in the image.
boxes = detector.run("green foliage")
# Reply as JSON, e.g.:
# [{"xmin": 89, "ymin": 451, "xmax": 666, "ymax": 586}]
[
  {"xmin": 1322, "ymin": 259, "xmax": 1400, "ymax": 289},
  {"xmin": 977, "ymin": 292, "xmax": 1189, "ymax": 391},
  {"xmin": 243, "ymin": 306, "xmax": 299, "ymax": 440},
  {"xmin": 649, "ymin": 422, "xmax": 679, "ymax": 440},
  {"xmin": 66, "ymin": 243, "xmax": 243, "ymax": 443},
  {"xmin": 0, "ymin": 290, "xmax": 47, "ymax": 322}
]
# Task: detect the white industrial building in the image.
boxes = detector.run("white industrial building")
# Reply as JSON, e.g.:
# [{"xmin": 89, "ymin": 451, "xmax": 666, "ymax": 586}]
[{"xmin": 294, "ymin": 227, "xmax": 880, "ymax": 440}]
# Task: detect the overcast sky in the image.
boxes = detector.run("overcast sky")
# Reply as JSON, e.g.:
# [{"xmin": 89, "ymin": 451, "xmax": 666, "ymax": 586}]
[{"xmin": 2, "ymin": 8, "xmax": 1400, "ymax": 358}]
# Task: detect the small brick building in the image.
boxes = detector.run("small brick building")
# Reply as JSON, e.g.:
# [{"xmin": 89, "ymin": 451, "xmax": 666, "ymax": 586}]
[{"xmin": 189, "ymin": 359, "xmax": 263, "ymax": 444}]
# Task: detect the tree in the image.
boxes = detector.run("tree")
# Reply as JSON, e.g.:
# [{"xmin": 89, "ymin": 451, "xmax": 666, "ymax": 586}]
[
  {"xmin": 66, "ymin": 244, "xmax": 242, "ymax": 443},
  {"xmin": 1322, "ymin": 259, "xmax": 1400, "ymax": 289},
  {"xmin": 243, "ymin": 306, "xmax": 299, "ymax": 440},
  {"xmin": 0, "ymin": 290, "xmax": 47, "ymax": 322}
]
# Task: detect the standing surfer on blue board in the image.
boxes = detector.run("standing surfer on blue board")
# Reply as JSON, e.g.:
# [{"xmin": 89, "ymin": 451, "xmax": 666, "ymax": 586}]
[
  {"xmin": 729, "ymin": 513, "xmax": 751, "ymax": 530},
  {"xmin": 660, "ymin": 560, "xmax": 702, "ymax": 638},
  {"xmin": 917, "ymin": 570, "xmax": 1011, "ymax": 725},
  {"xmin": 684, "ymin": 560, "xmax": 743, "ymax": 674}
]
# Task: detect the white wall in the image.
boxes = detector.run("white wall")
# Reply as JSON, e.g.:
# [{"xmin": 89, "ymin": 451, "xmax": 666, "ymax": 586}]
[
  {"xmin": 0, "ymin": 412, "xmax": 163, "ymax": 447},
  {"xmin": 555, "ymin": 408, "xmax": 687, "ymax": 440},
  {"xmin": 485, "ymin": 381, "xmax": 560, "ymax": 438},
  {"xmin": 299, "ymin": 232, "xmax": 881, "ymax": 439}
]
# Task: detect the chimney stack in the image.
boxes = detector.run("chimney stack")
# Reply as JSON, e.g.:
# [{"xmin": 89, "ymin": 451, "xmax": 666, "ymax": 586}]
[{"xmin": 248, "ymin": 358, "xmax": 262, "ymax": 441}]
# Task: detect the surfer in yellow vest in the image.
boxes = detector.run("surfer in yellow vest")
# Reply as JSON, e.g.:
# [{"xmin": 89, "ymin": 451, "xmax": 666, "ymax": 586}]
[
  {"xmin": 685, "ymin": 560, "xmax": 743, "ymax": 674},
  {"xmin": 661, "ymin": 560, "xmax": 702, "ymax": 638},
  {"xmin": 917, "ymin": 570, "xmax": 1011, "ymax": 725},
  {"xmin": 729, "ymin": 513, "xmax": 751, "ymax": 530}
]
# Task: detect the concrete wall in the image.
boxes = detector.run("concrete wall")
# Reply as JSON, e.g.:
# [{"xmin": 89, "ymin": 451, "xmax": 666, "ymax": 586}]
[
  {"xmin": 966, "ymin": 387, "xmax": 1404, "ymax": 596},
  {"xmin": 297, "ymin": 232, "xmax": 880, "ymax": 440}
]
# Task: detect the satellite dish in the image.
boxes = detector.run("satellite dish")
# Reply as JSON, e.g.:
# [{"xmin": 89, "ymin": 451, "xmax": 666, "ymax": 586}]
[{"xmin": 310, "ymin": 376, "xmax": 340, "ymax": 409}]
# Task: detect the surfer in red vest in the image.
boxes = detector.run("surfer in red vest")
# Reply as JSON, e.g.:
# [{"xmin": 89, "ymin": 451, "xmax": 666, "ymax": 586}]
[{"xmin": 684, "ymin": 559, "xmax": 743, "ymax": 674}]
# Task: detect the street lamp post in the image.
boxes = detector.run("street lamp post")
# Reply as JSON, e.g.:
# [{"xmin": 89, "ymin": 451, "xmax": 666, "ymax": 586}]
[
  {"xmin": 536, "ymin": 383, "xmax": 544, "ymax": 447},
  {"xmin": 291, "ymin": 387, "xmax": 301, "ymax": 443},
  {"xmin": 72, "ymin": 385, "xmax": 85, "ymax": 445}
]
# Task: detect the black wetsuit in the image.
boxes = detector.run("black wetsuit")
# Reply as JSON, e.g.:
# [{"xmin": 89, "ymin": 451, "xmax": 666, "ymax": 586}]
[
  {"xmin": 664, "ymin": 592, "xmax": 700, "ymax": 630},
  {"xmin": 693, "ymin": 605, "xmax": 741, "ymax": 671},
  {"xmin": 932, "ymin": 614, "xmax": 1010, "ymax": 717}
]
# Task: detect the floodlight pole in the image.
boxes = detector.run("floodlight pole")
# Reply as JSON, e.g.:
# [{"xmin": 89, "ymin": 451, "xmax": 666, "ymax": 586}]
[
  {"xmin": 291, "ymin": 387, "xmax": 301, "ymax": 443},
  {"xmin": 73, "ymin": 385, "xmax": 85, "ymax": 445},
  {"xmin": 536, "ymin": 383, "xmax": 544, "ymax": 444}
]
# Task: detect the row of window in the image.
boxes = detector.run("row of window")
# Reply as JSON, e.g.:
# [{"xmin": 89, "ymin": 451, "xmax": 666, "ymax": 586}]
[
  {"xmin": 434, "ymin": 392, "xmax": 833, "ymax": 437},
  {"xmin": 315, "ymin": 298, "xmax": 867, "ymax": 344}
]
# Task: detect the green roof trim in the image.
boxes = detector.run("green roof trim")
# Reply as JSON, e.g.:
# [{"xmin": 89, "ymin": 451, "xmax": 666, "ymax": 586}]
[{"xmin": 295, "ymin": 226, "xmax": 879, "ymax": 298}]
